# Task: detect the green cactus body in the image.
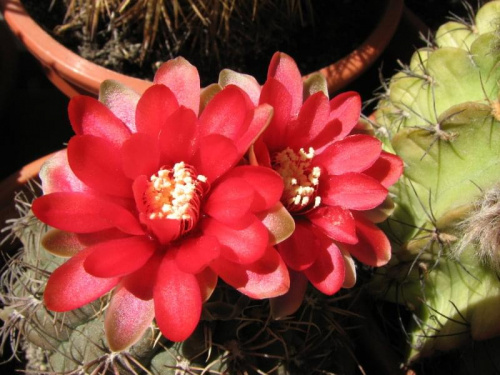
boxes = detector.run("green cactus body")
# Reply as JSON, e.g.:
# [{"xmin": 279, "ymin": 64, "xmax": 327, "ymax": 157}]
[{"xmin": 371, "ymin": 0, "xmax": 500, "ymax": 364}]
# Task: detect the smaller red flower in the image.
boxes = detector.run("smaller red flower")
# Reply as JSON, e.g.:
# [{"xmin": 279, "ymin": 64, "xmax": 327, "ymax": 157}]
[
  {"xmin": 220, "ymin": 52, "xmax": 403, "ymax": 316},
  {"xmin": 32, "ymin": 57, "xmax": 292, "ymax": 349}
]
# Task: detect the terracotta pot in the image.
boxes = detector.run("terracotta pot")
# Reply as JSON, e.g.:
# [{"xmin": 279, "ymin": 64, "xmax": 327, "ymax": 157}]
[{"xmin": 1, "ymin": 0, "xmax": 403, "ymax": 97}]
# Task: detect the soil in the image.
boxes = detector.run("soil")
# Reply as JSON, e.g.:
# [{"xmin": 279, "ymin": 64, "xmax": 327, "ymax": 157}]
[{"xmin": 21, "ymin": 0, "xmax": 384, "ymax": 86}]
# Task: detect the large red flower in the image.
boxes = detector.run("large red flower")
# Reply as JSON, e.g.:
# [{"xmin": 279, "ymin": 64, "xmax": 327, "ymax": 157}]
[
  {"xmin": 32, "ymin": 57, "xmax": 292, "ymax": 349},
  {"xmin": 220, "ymin": 52, "xmax": 403, "ymax": 316}
]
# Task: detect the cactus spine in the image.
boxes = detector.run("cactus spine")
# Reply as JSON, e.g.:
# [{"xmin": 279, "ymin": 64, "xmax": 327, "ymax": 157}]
[{"xmin": 370, "ymin": 0, "xmax": 500, "ymax": 366}]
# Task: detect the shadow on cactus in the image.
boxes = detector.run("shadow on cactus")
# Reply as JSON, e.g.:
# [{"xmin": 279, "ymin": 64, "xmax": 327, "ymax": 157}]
[{"xmin": 369, "ymin": 0, "xmax": 500, "ymax": 369}]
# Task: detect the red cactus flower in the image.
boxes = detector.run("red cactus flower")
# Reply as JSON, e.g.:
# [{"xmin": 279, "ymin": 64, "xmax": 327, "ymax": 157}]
[
  {"xmin": 32, "ymin": 57, "xmax": 292, "ymax": 349},
  {"xmin": 220, "ymin": 52, "xmax": 403, "ymax": 316}
]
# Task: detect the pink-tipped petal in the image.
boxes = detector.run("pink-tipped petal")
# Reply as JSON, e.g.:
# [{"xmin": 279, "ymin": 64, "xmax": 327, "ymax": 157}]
[
  {"xmin": 304, "ymin": 239, "xmax": 345, "ymax": 295},
  {"xmin": 121, "ymin": 133, "xmax": 160, "ymax": 179},
  {"xmin": 328, "ymin": 91, "xmax": 362, "ymax": 141},
  {"xmin": 193, "ymin": 134, "xmax": 239, "ymax": 182},
  {"xmin": 198, "ymin": 85, "xmax": 250, "ymax": 141},
  {"xmin": 259, "ymin": 78, "xmax": 292, "ymax": 151},
  {"xmin": 44, "ymin": 247, "xmax": 120, "ymax": 312},
  {"xmin": 175, "ymin": 236, "xmax": 221, "ymax": 274},
  {"xmin": 154, "ymin": 253, "xmax": 202, "ymax": 342},
  {"xmin": 202, "ymin": 216, "xmax": 268, "ymax": 265},
  {"xmin": 219, "ymin": 69, "xmax": 262, "ymax": 106},
  {"xmin": 277, "ymin": 221, "xmax": 321, "ymax": 271},
  {"xmin": 221, "ymin": 166, "xmax": 284, "ymax": 212},
  {"xmin": 307, "ymin": 206, "xmax": 358, "ymax": 244},
  {"xmin": 159, "ymin": 107, "xmax": 198, "ymax": 164},
  {"xmin": 42, "ymin": 229, "xmax": 86, "ymax": 257},
  {"xmin": 196, "ymin": 267, "xmax": 218, "ymax": 302},
  {"xmin": 68, "ymin": 96, "xmax": 131, "ymax": 147},
  {"xmin": 320, "ymin": 173, "xmax": 388, "ymax": 211},
  {"xmin": 32, "ymin": 192, "xmax": 144, "ymax": 235},
  {"xmin": 364, "ymin": 151, "xmax": 404, "ymax": 188},
  {"xmin": 153, "ymin": 57, "xmax": 201, "ymax": 115},
  {"xmin": 68, "ymin": 135, "xmax": 132, "ymax": 197},
  {"xmin": 204, "ymin": 177, "xmax": 254, "ymax": 225},
  {"xmin": 135, "ymin": 84, "xmax": 179, "ymax": 137},
  {"xmin": 270, "ymin": 269, "xmax": 308, "ymax": 318},
  {"xmin": 105, "ymin": 285, "xmax": 155, "ymax": 352},
  {"xmin": 39, "ymin": 150, "xmax": 89, "ymax": 194},
  {"xmin": 268, "ymin": 52, "xmax": 303, "ymax": 117},
  {"xmin": 341, "ymin": 216, "xmax": 391, "ymax": 267},
  {"xmin": 83, "ymin": 236, "xmax": 157, "ymax": 278},
  {"xmin": 314, "ymin": 135, "xmax": 382, "ymax": 176},
  {"xmin": 99, "ymin": 80, "xmax": 140, "ymax": 132},
  {"xmin": 256, "ymin": 202, "xmax": 295, "ymax": 245},
  {"xmin": 341, "ymin": 248, "xmax": 357, "ymax": 288},
  {"xmin": 211, "ymin": 246, "xmax": 290, "ymax": 299}
]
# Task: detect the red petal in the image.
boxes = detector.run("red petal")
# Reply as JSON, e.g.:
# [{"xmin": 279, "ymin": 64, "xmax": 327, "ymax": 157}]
[
  {"xmin": 122, "ymin": 250, "xmax": 163, "ymax": 300},
  {"xmin": 198, "ymin": 85, "xmax": 250, "ymax": 141},
  {"xmin": 68, "ymin": 135, "xmax": 132, "ymax": 197},
  {"xmin": 105, "ymin": 285, "xmax": 155, "ymax": 352},
  {"xmin": 270, "ymin": 269, "xmax": 308, "ymax": 318},
  {"xmin": 320, "ymin": 173, "xmax": 388, "ymax": 210},
  {"xmin": 364, "ymin": 151, "xmax": 404, "ymax": 188},
  {"xmin": 277, "ymin": 221, "xmax": 321, "ymax": 271},
  {"xmin": 307, "ymin": 206, "xmax": 358, "ymax": 244},
  {"xmin": 211, "ymin": 246, "xmax": 290, "ymax": 299},
  {"xmin": 234, "ymin": 104, "xmax": 273, "ymax": 155},
  {"xmin": 99, "ymin": 80, "xmax": 140, "ymax": 132},
  {"xmin": 32, "ymin": 192, "xmax": 144, "ymax": 235},
  {"xmin": 154, "ymin": 253, "xmax": 202, "ymax": 342},
  {"xmin": 314, "ymin": 135, "xmax": 382, "ymax": 175},
  {"xmin": 196, "ymin": 267, "xmax": 218, "ymax": 302},
  {"xmin": 328, "ymin": 91, "xmax": 362, "ymax": 141},
  {"xmin": 175, "ymin": 236, "xmax": 220, "ymax": 274},
  {"xmin": 259, "ymin": 78, "xmax": 292, "ymax": 151},
  {"xmin": 121, "ymin": 133, "xmax": 160, "ymax": 179},
  {"xmin": 221, "ymin": 166, "xmax": 284, "ymax": 212},
  {"xmin": 204, "ymin": 177, "xmax": 254, "ymax": 225},
  {"xmin": 39, "ymin": 150, "xmax": 89, "ymax": 194},
  {"xmin": 304, "ymin": 239, "xmax": 345, "ymax": 295},
  {"xmin": 68, "ymin": 96, "xmax": 131, "ymax": 147},
  {"xmin": 44, "ymin": 247, "xmax": 119, "ymax": 311},
  {"xmin": 341, "ymin": 216, "xmax": 391, "ymax": 267},
  {"xmin": 159, "ymin": 107, "xmax": 198, "ymax": 164},
  {"xmin": 145, "ymin": 218, "xmax": 182, "ymax": 245},
  {"xmin": 153, "ymin": 57, "xmax": 201, "ymax": 115},
  {"xmin": 135, "ymin": 84, "xmax": 179, "ymax": 137},
  {"xmin": 268, "ymin": 52, "xmax": 303, "ymax": 117},
  {"xmin": 84, "ymin": 236, "xmax": 157, "ymax": 278},
  {"xmin": 202, "ymin": 216, "xmax": 268, "ymax": 265},
  {"xmin": 287, "ymin": 92, "xmax": 330, "ymax": 148},
  {"xmin": 193, "ymin": 134, "xmax": 239, "ymax": 182}
]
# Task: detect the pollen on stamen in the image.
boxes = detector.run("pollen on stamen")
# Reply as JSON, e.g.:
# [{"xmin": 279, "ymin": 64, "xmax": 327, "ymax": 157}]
[
  {"xmin": 145, "ymin": 162, "xmax": 208, "ymax": 223},
  {"xmin": 272, "ymin": 147, "xmax": 322, "ymax": 214}
]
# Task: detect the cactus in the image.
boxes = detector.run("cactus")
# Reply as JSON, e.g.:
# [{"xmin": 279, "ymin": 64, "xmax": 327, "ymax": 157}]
[
  {"xmin": 0, "ymin": 190, "xmax": 358, "ymax": 374},
  {"xmin": 369, "ymin": 0, "xmax": 500, "ymax": 367}
]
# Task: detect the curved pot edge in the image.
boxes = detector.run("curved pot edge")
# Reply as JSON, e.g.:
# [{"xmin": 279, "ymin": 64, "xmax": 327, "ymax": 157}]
[{"xmin": 2, "ymin": 0, "xmax": 403, "ymax": 97}]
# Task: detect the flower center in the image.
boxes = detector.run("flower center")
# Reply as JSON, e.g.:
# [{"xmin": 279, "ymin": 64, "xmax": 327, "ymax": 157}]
[
  {"xmin": 272, "ymin": 147, "xmax": 321, "ymax": 214},
  {"xmin": 144, "ymin": 162, "xmax": 208, "ymax": 234}
]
